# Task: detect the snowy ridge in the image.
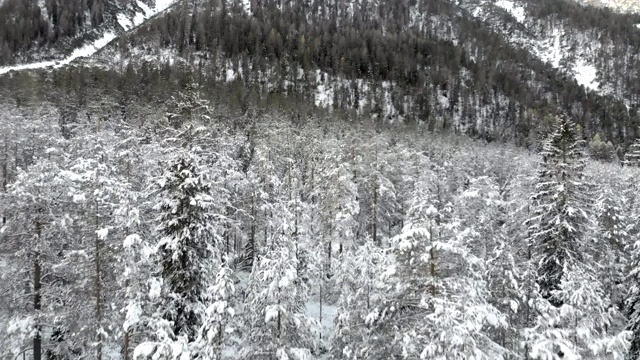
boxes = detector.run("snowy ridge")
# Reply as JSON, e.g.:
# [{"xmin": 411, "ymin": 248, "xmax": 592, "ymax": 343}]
[{"xmin": 0, "ymin": 0, "xmax": 179, "ymax": 76}]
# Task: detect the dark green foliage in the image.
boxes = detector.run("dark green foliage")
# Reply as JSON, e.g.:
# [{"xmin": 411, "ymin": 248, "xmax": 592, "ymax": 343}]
[
  {"xmin": 527, "ymin": 116, "xmax": 591, "ymax": 307},
  {"xmin": 155, "ymin": 157, "xmax": 214, "ymax": 341}
]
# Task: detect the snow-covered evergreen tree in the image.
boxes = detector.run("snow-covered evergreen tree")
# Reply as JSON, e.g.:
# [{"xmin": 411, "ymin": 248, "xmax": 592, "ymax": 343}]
[
  {"xmin": 197, "ymin": 265, "xmax": 236, "ymax": 360},
  {"xmin": 331, "ymin": 240, "xmax": 389, "ymax": 359},
  {"xmin": 361, "ymin": 162, "xmax": 508, "ymax": 359},
  {"xmin": 524, "ymin": 116, "xmax": 629, "ymax": 359},
  {"xmin": 526, "ymin": 116, "xmax": 591, "ymax": 307},
  {"xmin": 133, "ymin": 156, "xmax": 219, "ymax": 358},
  {"xmin": 0, "ymin": 159, "xmax": 76, "ymax": 360}
]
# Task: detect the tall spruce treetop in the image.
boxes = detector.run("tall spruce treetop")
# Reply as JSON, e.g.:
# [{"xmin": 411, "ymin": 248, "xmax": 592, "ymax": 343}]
[{"xmin": 528, "ymin": 115, "xmax": 591, "ymax": 307}]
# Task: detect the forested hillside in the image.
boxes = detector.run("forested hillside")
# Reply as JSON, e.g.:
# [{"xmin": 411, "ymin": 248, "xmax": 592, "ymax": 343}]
[
  {"xmin": 2, "ymin": 0, "xmax": 640, "ymax": 150},
  {"xmin": 0, "ymin": 0, "xmax": 162, "ymax": 65}
]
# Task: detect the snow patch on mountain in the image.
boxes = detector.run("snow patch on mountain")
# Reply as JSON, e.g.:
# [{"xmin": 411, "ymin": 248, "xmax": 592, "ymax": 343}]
[
  {"xmin": 495, "ymin": 0, "xmax": 526, "ymax": 23},
  {"xmin": 574, "ymin": 60, "xmax": 599, "ymax": 91},
  {"xmin": 534, "ymin": 28, "xmax": 564, "ymax": 68},
  {"xmin": 579, "ymin": 0, "xmax": 640, "ymax": 14},
  {"xmin": 0, "ymin": 32, "xmax": 117, "ymax": 75},
  {"xmin": 459, "ymin": 0, "xmax": 611, "ymax": 97}
]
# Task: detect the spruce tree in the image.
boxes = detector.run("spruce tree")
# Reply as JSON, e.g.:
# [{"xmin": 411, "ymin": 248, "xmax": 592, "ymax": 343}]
[
  {"xmin": 627, "ymin": 241, "xmax": 640, "ymax": 359},
  {"xmin": 527, "ymin": 116, "xmax": 591, "ymax": 307},
  {"xmin": 134, "ymin": 156, "xmax": 218, "ymax": 358},
  {"xmin": 524, "ymin": 116, "xmax": 629, "ymax": 358}
]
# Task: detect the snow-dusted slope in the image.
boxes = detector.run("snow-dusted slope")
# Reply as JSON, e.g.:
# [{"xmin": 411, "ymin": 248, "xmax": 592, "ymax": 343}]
[
  {"xmin": 460, "ymin": 0, "xmax": 602, "ymax": 92},
  {"xmin": 579, "ymin": 0, "xmax": 640, "ymax": 14},
  {"xmin": 0, "ymin": 0, "xmax": 178, "ymax": 76}
]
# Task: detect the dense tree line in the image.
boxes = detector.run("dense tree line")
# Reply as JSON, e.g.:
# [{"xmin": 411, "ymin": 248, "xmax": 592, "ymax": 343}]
[{"xmin": 1, "ymin": 82, "xmax": 640, "ymax": 359}]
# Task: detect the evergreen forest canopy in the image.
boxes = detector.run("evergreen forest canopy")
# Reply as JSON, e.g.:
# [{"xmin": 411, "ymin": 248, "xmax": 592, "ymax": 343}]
[{"xmin": 1, "ymin": 80, "xmax": 640, "ymax": 359}]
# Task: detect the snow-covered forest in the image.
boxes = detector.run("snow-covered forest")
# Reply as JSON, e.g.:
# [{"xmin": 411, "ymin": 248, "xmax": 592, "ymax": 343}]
[{"xmin": 1, "ymin": 85, "xmax": 640, "ymax": 360}]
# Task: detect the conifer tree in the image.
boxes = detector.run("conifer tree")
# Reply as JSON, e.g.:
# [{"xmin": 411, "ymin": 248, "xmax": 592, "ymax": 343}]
[
  {"xmin": 134, "ymin": 155, "xmax": 219, "ymax": 358},
  {"xmin": 627, "ymin": 240, "xmax": 640, "ymax": 359},
  {"xmin": 524, "ymin": 116, "xmax": 629, "ymax": 359},
  {"xmin": 526, "ymin": 116, "xmax": 591, "ymax": 306}
]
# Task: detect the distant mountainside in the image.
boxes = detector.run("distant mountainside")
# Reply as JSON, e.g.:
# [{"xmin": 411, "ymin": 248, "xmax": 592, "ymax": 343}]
[
  {"xmin": 579, "ymin": 0, "xmax": 640, "ymax": 13},
  {"xmin": 0, "ymin": 0, "xmax": 179, "ymax": 65},
  {"xmin": 1, "ymin": 0, "xmax": 640, "ymax": 155}
]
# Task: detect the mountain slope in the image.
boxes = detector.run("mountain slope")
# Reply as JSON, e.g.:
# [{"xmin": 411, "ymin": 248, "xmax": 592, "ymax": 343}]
[
  {"xmin": 579, "ymin": 0, "xmax": 640, "ymax": 13},
  {"xmin": 1, "ymin": 0, "xmax": 639, "ymax": 154},
  {"xmin": 0, "ymin": 0, "xmax": 180, "ymax": 66}
]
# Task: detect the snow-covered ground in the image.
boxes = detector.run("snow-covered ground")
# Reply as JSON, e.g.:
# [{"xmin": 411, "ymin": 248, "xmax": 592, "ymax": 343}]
[
  {"xmin": 0, "ymin": 0, "xmax": 178, "ymax": 76},
  {"xmin": 305, "ymin": 301, "xmax": 338, "ymax": 344},
  {"xmin": 495, "ymin": 0, "xmax": 526, "ymax": 23},
  {"xmin": 574, "ymin": 59, "xmax": 599, "ymax": 91}
]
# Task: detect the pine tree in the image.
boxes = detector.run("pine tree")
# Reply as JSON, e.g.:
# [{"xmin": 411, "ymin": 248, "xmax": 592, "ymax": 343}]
[
  {"xmin": 134, "ymin": 156, "xmax": 218, "ymax": 358},
  {"xmin": 197, "ymin": 265, "xmax": 236, "ymax": 360},
  {"xmin": 524, "ymin": 116, "xmax": 629, "ymax": 358},
  {"xmin": 627, "ymin": 239, "xmax": 640, "ymax": 359},
  {"xmin": 240, "ymin": 235, "xmax": 319, "ymax": 359},
  {"xmin": 0, "ymin": 159, "xmax": 74, "ymax": 360},
  {"xmin": 526, "ymin": 116, "xmax": 591, "ymax": 307},
  {"xmin": 331, "ymin": 240, "xmax": 389, "ymax": 359},
  {"xmin": 361, "ymin": 161, "xmax": 507, "ymax": 359}
]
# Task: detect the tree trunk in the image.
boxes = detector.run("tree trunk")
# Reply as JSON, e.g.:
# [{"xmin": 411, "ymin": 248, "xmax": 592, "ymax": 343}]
[
  {"xmin": 95, "ymin": 202, "xmax": 103, "ymax": 360},
  {"xmin": 319, "ymin": 280, "xmax": 323, "ymax": 341},
  {"xmin": 372, "ymin": 180, "xmax": 378, "ymax": 246},
  {"xmin": 122, "ymin": 330, "xmax": 130, "ymax": 360},
  {"xmin": 2, "ymin": 135, "xmax": 7, "ymax": 225},
  {"xmin": 34, "ymin": 222, "xmax": 42, "ymax": 360}
]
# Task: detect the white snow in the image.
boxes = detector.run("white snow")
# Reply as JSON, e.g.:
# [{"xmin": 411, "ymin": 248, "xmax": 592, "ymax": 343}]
[
  {"xmin": 148, "ymin": 277, "xmax": 162, "ymax": 299},
  {"xmin": 265, "ymin": 305, "xmax": 282, "ymax": 323},
  {"xmin": 536, "ymin": 29, "xmax": 563, "ymax": 68},
  {"xmin": 241, "ymin": 0, "xmax": 251, "ymax": 14},
  {"xmin": 305, "ymin": 301, "xmax": 338, "ymax": 342},
  {"xmin": 495, "ymin": 0, "xmax": 526, "ymax": 23},
  {"xmin": 0, "ymin": 0, "xmax": 178, "ymax": 76},
  {"xmin": 636, "ymin": 24, "xmax": 640, "ymax": 29},
  {"xmin": 226, "ymin": 68, "xmax": 237, "ymax": 82},
  {"xmin": 96, "ymin": 227, "xmax": 109, "ymax": 240},
  {"xmin": 0, "ymin": 31, "xmax": 117, "ymax": 76},
  {"xmin": 574, "ymin": 59, "xmax": 599, "ymax": 91}
]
